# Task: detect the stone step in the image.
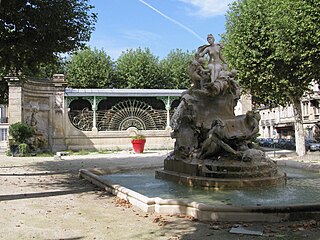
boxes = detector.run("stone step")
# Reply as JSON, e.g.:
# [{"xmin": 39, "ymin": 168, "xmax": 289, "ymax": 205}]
[
  {"xmin": 202, "ymin": 163, "xmax": 275, "ymax": 172},
  {"xmin": 156, "ymin": 169, "xmax": 287, "ymax": 189},
  {"xmin": 0, "ymin": 145, "xmax": 8, "ymax": 152},
  {"xmin": 202, "ymin": 168, "xmax": 280, "ymax": 179},
  {"xmin": 0, "ymin": 143, "xmax": 8, "ymax": 153}
]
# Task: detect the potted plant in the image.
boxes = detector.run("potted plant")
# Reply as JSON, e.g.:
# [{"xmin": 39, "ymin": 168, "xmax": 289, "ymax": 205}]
[{"xmin": 131, "ymin": 134, "xmax": 146, "ymax": 153}]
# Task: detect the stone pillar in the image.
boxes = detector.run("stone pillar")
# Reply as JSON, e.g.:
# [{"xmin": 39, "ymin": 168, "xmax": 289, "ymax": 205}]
[
  {"xmin": 165, "ymin": 97, "xmax": 171, "ymax": 130},
  {"xmin": 51, "ymin": 74, "xmax": 68, "ymax": 151},
  {"xmin": 92, "ymin": 96, "xmax": 97, "ymax": 132},
  {"xmin": 6, "ymin": 76, "xmax": 23, "ymax": 124},
  {"xmin": 157, "ymin": 96, "xmax": 178, "ymax": 130}
]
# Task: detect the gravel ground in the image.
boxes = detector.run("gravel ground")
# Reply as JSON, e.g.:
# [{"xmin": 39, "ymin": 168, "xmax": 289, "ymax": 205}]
[{"xmin": 1, "ymin": 150, "xmax": 320, "ymax": 240}]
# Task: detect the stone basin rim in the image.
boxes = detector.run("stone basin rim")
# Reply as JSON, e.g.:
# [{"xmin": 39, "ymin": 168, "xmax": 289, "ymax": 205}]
[{"xmin": 79, "ymin": 160, "xmax": 320, "ymax": 222}]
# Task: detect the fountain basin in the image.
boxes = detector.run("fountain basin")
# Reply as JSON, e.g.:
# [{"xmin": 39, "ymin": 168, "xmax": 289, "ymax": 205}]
[
  {"xmin": 79, "ymin": 161, "xmax": 320, "ymax": 222},
  {"xmin": 157, "ymin": 157, "xmax": 286, "ymax": 189}
]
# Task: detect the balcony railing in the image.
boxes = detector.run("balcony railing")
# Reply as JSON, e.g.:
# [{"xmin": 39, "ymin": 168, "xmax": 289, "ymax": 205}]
[
  {"xmin": 260, "ymin": 119, "xmax": 276, "ymax": 126},
  {"xmin": 0, "ymin": 117, "xmax": 8, "ymax": 123}
]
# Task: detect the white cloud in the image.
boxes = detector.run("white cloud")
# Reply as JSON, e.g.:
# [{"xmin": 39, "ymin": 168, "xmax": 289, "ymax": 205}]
[
  {"xmin": 179, "ymin": 0, "xmax": 233, "ymax": 17},
  {"xmin": 138, "ymin": 0, "xmax": 206, "ymax": 43}
]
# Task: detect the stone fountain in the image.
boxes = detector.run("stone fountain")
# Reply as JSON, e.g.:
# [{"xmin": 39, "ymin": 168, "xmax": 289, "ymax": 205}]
[
  {"xmin": 78, "ymin": 35, "xmax": 319, "ymax": 221},
  {"xmin": 156, "ymin": 34, "xmax": 286, "ymax": 189}
]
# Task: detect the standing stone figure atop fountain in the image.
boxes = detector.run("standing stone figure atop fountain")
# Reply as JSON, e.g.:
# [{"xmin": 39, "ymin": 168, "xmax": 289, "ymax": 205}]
[
  {"xmin": 172, "ymin": 34, "xmax": 259, "ymax": 161},
  {"xmin": 158, "ymin": 34, "xmax": 285, "ymax": 188},
  {"xmin": 198, "ymin": 34, "xmax": 226, "ymax": 83}
]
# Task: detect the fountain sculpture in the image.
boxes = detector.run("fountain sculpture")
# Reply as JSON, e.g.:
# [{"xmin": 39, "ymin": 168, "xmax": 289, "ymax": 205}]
[
  {"xmin": 79, "ymin": 34, "xmax": 318, "ymax": 222},
  {"xmin": 156, "ymin": 34, "xmax": 286, "ymax": 189}
]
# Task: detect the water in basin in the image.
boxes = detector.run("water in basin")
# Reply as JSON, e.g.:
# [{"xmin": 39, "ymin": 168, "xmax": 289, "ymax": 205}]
[{"xmin": 100, "ymin": 166, "xmax": 320, "ymax": 206}]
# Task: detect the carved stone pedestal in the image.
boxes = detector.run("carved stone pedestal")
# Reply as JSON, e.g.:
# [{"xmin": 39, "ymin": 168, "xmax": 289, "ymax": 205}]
[{"xmin": 156, "ymin": 156, "xmax": 286, "ymax": 189}]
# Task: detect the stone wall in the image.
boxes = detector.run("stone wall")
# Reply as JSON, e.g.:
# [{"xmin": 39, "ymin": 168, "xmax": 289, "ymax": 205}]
[
  {"xmin": 8, "ymin": 76, "xmax": 175, "ymax": 152},
  {"xmin": 8, "ymin": 75, "xmax": 67, "ymax": 152}
]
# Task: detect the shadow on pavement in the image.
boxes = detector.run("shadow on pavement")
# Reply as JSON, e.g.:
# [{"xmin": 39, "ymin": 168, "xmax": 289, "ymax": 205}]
[{"xmin": 0, "ymin": 188, "xmax": 95, "ymax": 202}]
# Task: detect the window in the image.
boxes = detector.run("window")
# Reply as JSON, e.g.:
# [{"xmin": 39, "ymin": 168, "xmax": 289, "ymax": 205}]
[{"xmin": 0, "ymin": 128, "xmax": 8, "ymax": 141}]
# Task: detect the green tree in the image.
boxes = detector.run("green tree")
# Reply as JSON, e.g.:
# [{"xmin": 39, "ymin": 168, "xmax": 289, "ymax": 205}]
[
  {"xmin": 0, "ymin": 0, "xmax": 97, "ymax": 74},
  {"xmin": 115, "ymin": 48, "xmax": 163, "ymax": 89},
  {"xmin": 0, "ymin": 55, "xmax": 66, "ymax": 104},
  {"xmin": 66, "ymin": 47, "xmax": 115, "ymax": 88},
  {"xmin": 32, "ymin": 56, "xmax": 67, "ymax": 79},
  {"xmin": 160, "ymin": 49, "xmax": 194, "ymax": 89},
  {"xmin": 0, "ymin": 0, "xmax": 97, "ymax": 103},
  {"xmin": 222, "ymin": 0, "xmax": 320, "ymax": 156},
  {"xmin": 0, "ymin": 67, "xmax": 8, "ymax": 104}
]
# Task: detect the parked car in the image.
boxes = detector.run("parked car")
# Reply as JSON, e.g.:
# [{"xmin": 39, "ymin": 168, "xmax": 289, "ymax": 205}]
[
  {"xmin": 257, "ymin": 138, "xmax": 274, "ymax": 148},
  {"xmin": 307, "ymin": 140, "xmax": 320, "ymax": 151},
  {"xmin": 276, "ymin": 139, "xmax": 295, "ymax": 150}
]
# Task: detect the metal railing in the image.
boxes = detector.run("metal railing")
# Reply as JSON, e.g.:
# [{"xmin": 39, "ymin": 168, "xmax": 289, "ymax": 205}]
[{"xmin": 0, "ymin": 117, "xmax": 8, "ymax": 123}]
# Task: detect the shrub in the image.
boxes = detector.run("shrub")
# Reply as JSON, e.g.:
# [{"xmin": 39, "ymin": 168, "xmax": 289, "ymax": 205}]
[
  {"xmin": 18, "ymin": 143, "xmax": 29, "ymax": 156},
  {"xmin": 9, "ymin": 122, "xmax": 34, "ymax": 144}
]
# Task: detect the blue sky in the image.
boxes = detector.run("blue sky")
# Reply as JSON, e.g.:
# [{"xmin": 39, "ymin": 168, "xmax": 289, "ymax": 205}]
[{"xmin": 88, "ymin": 0, "xmax": 233, "ymax": 60}]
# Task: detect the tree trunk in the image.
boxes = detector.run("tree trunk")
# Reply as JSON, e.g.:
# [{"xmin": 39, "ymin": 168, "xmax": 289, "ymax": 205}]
[{"xmin": 292, "ymin": 97, "xmax": 306, "ymax": 156}]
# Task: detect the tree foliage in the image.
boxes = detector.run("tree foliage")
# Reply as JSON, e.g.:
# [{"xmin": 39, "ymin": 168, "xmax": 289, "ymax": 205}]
[
  {"xmin": 115, "ymin": 48, "xmax": 163, "ymax": 89},
  {"xmin": 66, "ymin": 47, "xmax": 115, "ymax": 88},
  {"xmin": 0, "ymin": 68, "xmax": 8, "ymax": 104},
  {"xmin": 32, "ymin": 56, "xmax": 67, "ymax": 79},
  {"xmin": 0, "ymin": 0, "xmax": 97, "ymax": 74},
  {"xmin": 222, "ymin": 0, "xmax": 320, "ymax": 107},
  {"xmin": 222, "ymin": 0, "xmax": 320, "ymax": 155},
  {"xmin": 66, "ymin": 47, "xmax": 192, "ymax": 90},
  {"xmin": 160, "ymin": 49, "xmax": 194, "ymax": 89}
]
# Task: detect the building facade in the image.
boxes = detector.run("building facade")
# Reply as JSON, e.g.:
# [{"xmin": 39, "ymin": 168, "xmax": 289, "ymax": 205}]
[
  {"xmin": 259, "ymin": 82, "xmax": 320, "ymax": 141},
  {"xmin": 0, "ymin": 104, "xmax": 8, "ymax": 153}
]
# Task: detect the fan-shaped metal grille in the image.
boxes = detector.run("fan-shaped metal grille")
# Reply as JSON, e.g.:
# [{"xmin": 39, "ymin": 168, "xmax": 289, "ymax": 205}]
[
  {"xmin": 97, "ymin": 99, "xmax": 166, "ymax": 131},
  {"xmin": 69, "ymin": 99, "xmax": 167, "ymax": 131}
]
